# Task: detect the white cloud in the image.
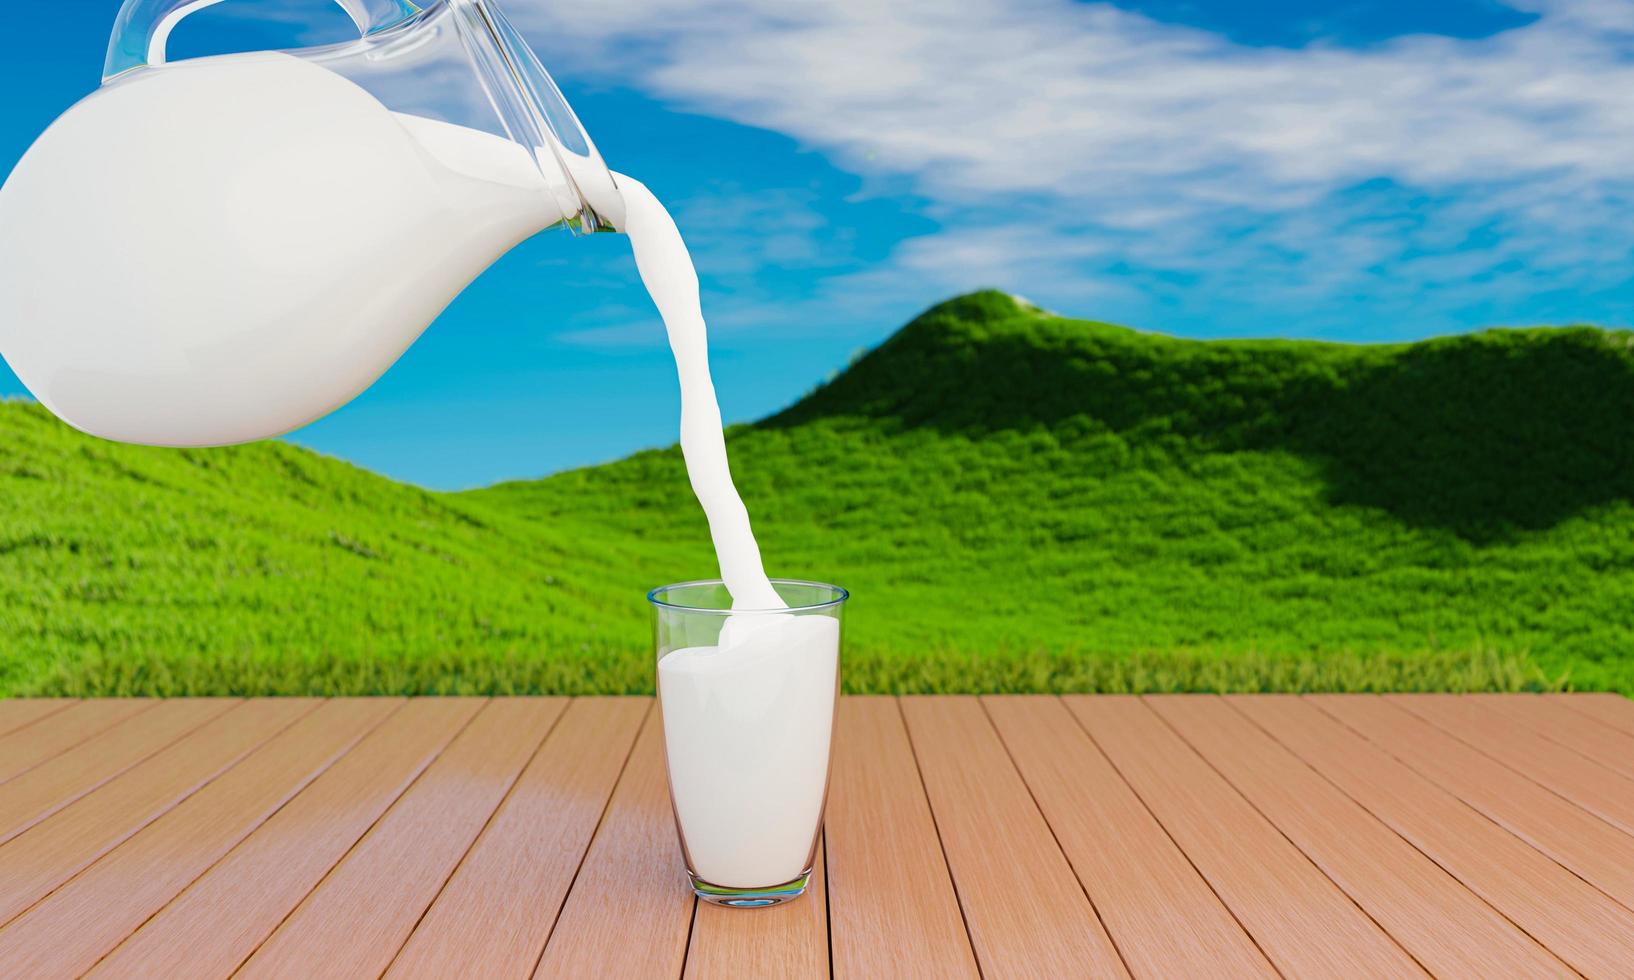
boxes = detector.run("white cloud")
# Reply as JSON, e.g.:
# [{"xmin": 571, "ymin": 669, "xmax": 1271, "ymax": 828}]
[{"xmin": 507, "ymin": 0, "xmax": 1634, "ymax": 334}]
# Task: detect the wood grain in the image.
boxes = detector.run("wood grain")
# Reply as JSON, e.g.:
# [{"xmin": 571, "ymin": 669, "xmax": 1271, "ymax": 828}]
[
  {"xmin": 901, "ymin": 696, "xmax": 1129, "ymax": 978},
  {"xmin": 0, "ymin": 698, "xmax": 313, "ymax": 927},
  {"xmin": 3, "ymin": 695, "xmax": 1634, "ymax": 977},
  {"xmin": 1552, "ymin": 693, "xmax": 1634, "ymax": 735},
  {"xmin": 985, "ymin": 695, "xmax": 1274, "ymax": 978},
  {"xmin": 1474, "ymin": 694, "xmax": 1634, "ymax": 782},
  {"xmin": 1235, "ymin": 695, "xmax": 1634, "ymax": 978},
  {"xmin": 387, "ymin": 697, "xmax": 650, "ymax": 980},
  {"xmin": 0, "ymin": 699, "xmax": 153, "ymax": 785},
  {"xmin": 1392, "ymin": 694, "xmax": 1634, "ymax": 837},
  {"xmin": 237, "ymin": 698, "xmax": 561, "ymax": 980},
  {"xmin": 825, "ymin": 697, "xmax": 978, "ymax": 980},
  {"xmin": 1150, "ymin": 695, "xmax": 1569, "ymax": 977},
  {"xmin": 1064, "ymin": 695, "xmax": 1423, "ymax": 978},
  {"xmin": 0, "ymin": 699, "xmax": 399, "ymax": 977},
  {"xmin": 89, "ymin": 698, "xmax": 483, "ymax": 980},
  {"xmin": 0, "ymin": 700, "xmax": 71, "ymax": 738},
  {"xmin": 533, "ymin": 709, "xmax": 694, "ymax": 979},
  {"xmin": 1315, "ymin": 694, "xmax": 1634, "ymax": 910},
  {"xmin": 0, "ymin": 699, "xmax": 236, "ymax": 846},
  {"xmin": 685, "ymin": 836, "xmax": 828, "ymax": 979}
]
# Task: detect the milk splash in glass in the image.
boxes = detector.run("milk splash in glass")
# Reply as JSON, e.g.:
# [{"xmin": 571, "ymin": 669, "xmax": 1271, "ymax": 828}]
[{"xmin": 649, "ymin": 581, "xmax": 843, "ymax": 905}]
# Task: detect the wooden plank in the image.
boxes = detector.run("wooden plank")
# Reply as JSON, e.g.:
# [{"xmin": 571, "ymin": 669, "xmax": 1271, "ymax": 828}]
[
  {"xmin": 1549, "ymin": 692, "xmax": 1634, "ymax": 737},
  {"xmin": 1150, "ymin": 695, "xmax": 1569, "ymax": 977},
  {"xmin": 1475, "ymin": 694, "xmax": 1634, "ymax": 782},
  {"xmin": 0, "ymin": 699, "xmax": 236, "ymax": 845},
  {"xmin": 0, "ymin": 700, "xmax": 72, "ymax": 738},
  {"xmin": 1392, "ymin": 694, "xmax": 1634, "ymax": 838},
  {"xmin": 684, "ymin": 836, "xmax": 827, "ymax": 979},
  {"xmin": 825, "ymin": 696, "xmax": 978, "ymax": 980},
  {"xmin": 901, "ymin": 696, "xmax": 1130, "ymax": 978},
  {"xmin": 1314, "ymin": 695, "xmax": 1634, "ymax": 910},
  {"xmin": 1063, "ymin": 695, "xmax": 1423, "ymax": 978},
  {"xmin": 237, "ymin": 698, "xmax": 561, "ymax": 980},
  {"xmin": 533, "ymin": 709, "xmax": 693, "ymax": 979},
  {"xmin": 0, "ymin": 698, "xmax": 313, "ymax": 926},
  {"xmin": 90, "ymin": 698, "xmax": 483, "ymax": 980},
  {"xmin": 1235, "ymin": 695, "xmax": 1634, "ymax": 978},
  {"xmin": 985, "ymin": 696, "xmax": 1273, "ymax": 978},
  {"xmin": 387, "ymin": 697, "xmax": 650, "ymax": 980},
  {"xmin": 0, "ymin": 700, "xmax": 153, "ymax": 785},
  {"xmin": 0, "ymin": 699, "xmax": 400, "ymax": 977}
]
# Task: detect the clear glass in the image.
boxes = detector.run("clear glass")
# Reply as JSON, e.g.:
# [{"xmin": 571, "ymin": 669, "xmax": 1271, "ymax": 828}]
[
  {"xmin": 650, "ymin": 580, "xmax": 847, "ymax": 907},
  {"xmin": 102, "ymin": 0, "xmax": 620, "ymax": 232}
]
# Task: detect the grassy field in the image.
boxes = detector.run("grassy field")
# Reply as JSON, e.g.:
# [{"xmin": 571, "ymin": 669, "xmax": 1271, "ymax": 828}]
[{"xmin": 4, "ymin": 291, "xmax": 1632, "ymax": 696}]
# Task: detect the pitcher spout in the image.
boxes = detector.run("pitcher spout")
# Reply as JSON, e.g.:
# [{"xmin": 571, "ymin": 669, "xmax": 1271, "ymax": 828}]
[{"xmin": 106, "ymin": 0, "xmax": 622, "ymax": 235}]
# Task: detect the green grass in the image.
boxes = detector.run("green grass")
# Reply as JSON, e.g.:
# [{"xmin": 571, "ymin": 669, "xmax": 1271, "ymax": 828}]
[{"xmin": 4, "ymin": 290, "xmax": 1631, "ymax": 695}]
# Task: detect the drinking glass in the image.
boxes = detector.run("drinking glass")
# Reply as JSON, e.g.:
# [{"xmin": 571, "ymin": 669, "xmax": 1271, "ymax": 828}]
[{"xmin": 649, "ymin": 579, "xmax": 847, "ymax": 907}]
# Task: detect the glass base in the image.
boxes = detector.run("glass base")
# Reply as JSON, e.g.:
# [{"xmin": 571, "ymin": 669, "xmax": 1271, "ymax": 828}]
[{"xmin": 690, "ymin": 869, "xmax": 813, "ymax": 908}]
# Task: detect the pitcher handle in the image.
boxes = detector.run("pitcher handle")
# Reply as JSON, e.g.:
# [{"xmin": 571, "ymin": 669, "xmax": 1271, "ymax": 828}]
[{"xmin": 104, "ymin": 0, "xmax": 423, "ymax": 81}]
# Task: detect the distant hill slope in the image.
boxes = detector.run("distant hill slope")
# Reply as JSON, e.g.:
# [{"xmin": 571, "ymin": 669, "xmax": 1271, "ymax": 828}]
[
  {"xmin": 0, "ymin": 402, "xmax": 667, "ymax": 695},
  {"xmin": 5, "ymin": 291, "xmax": 1633, "ymax": 695}
]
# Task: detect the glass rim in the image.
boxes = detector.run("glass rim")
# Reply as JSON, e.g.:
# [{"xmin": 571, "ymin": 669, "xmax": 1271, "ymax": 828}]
[{"xmin": 646, "ymin": 578, "xmax": 849, "ymax": 615}]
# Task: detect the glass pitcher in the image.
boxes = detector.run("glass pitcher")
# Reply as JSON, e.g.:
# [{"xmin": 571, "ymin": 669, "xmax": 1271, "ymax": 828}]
[{"xmin": 0, "ymin": 0, "xmax": 624, "ymax": 447}]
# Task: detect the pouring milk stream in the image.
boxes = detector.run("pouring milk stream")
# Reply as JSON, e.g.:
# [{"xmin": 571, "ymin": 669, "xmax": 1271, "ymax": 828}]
[{"xmin": 0, "ymin": 0, "xmax": 834, "ymax": 890}]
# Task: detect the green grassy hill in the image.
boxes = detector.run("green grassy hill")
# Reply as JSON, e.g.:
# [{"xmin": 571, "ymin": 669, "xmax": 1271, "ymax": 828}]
[{"xmin": 5, "ymin": 291, "xmax": 1632, "ymax": 696}]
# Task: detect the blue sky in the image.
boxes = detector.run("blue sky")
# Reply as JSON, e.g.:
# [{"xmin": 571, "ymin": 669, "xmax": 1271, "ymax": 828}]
[{"xmin": 2, "ymin": 1, "xmax": 1631, "ymax": 488}]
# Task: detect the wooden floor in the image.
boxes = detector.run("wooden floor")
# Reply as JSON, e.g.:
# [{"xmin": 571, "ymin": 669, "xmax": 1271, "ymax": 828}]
[{"xmin": 2, "ymin": 696, "xmax": 1634, "ymax": 977}]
